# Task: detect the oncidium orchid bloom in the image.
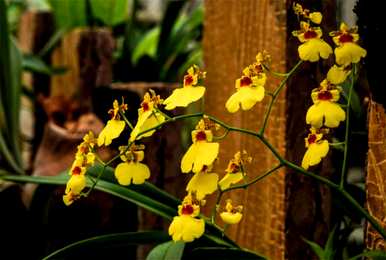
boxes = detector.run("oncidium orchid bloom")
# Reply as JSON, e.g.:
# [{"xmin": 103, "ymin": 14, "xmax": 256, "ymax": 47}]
[
  {"xmin": 301, "ymin": 128, "xmax": 329, "ymax": 170},
  {"xmin": 218, "ymin": 150, "xmax": 251, "ymax": 190},
  {"xmin": 168, "ymin": 193, "xmax": 205, "ymax": 242},
  {"xmin": 327, "ymin": 65, "xmax": 350, "ymax": 85},
  {"xmin": 306, "ymin": 79, "xmax": 346, "ymax": 128},
  {"xmin": 130, "ymin": 91, "xmax": 165, "ymax": 142},
  {"xmin": 114, "ymin": 144, "xmax": 151, "ymax": 185},
  {"xmin": 163, "ymin": 65, "xmax": 206, "ymax": 110},
  {"xmin": 97, "ymin": 100, "xmax": 127, "ymax": 146},
  {"xmin": 330, "ymin": 23, "xmax": 367, "ymax": 66},
  {"xmin": 225, "ymin": 53, "xmax": 267, "ymax": 113},
  {"xmin": 186, "ymin": 165, "xmax": 219, "ymax": 200},
  {"xmin": 219, "ymin": 199, "xmax": 243, "ymax": 225},
  {"xmin": 293, "ymin": 3, "xmax": 322, "ymax": 24},
  {"xmin": 63, "ymin": 131, "xmax": 96, "ymax": 205},
  {"xmin": 292, "ymin": 21, "xmax": 332, "ymax": 62},
  {"xmin": 181, "ymin": 119, "xmax": 219, "ymax": 173}
]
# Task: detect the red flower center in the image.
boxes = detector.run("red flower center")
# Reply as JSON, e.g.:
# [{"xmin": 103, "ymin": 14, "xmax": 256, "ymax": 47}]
[
  {"xmin": 317, "ymin": 90, "xmax": 333, "ymax": 101},
  {"xmin": 195, "ymin": 131, "xmax": 207, "ymax": 141},
  {"xmin": 307, "ymin": 134, "xmax": 317, "ymax": 144},
  {"xmin": 240, "ymin": 76, "xmax": 252, "ymax": 87},
  {"xmin": 141, "ymin": 102, "xmax": 150, "ymax": 111},
  {"xmin": 181, "ymin": 204, "xmax": 194, "ymax": 215},
  {"xmin": 184, "ymin": 75, "xmax": 194, "ymax": 86},
  {"xmin": 339, "ymin": 33, "xmax": 353, "ymax": 43},
  {"xmin": 304, "ymin": 30, "xmax": 318, "ymax": 39},
  {"xmin": 229, "ymin": 163, "xmax": 240, "ymax": 173},
  {"xmin": 72, "ymin": 166, "xmax": 82, "ymax": 175}
]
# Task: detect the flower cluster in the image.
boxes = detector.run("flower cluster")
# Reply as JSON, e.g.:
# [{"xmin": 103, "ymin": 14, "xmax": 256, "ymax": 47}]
[
  {"xmin": 292, "ymin": 3, "xmax": 367, "ymax": 169},
  {"xmin": 63, "ymin": 131, "xmax": 96, "ymax": 205}
]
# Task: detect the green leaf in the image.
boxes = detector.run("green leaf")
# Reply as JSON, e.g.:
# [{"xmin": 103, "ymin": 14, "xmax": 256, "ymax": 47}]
[
  {"xmin": 189, "ymin": 247, "xmax": 267, "ymax": 260},
  {"xmin": 42, "ymin": 231, "xmax": 170, "ymax": 260},
  {"xmin": 324, "ymin": 226, "xmax": 336, "ymax": 260},
  {"xmin": 38, "ymin": 29, "xmax": 66, "ymax": 57},
  {"xmin": 22, "ymin": 54, "xmax": 66, "ymax": 75},
  {"xmin": 303, "ymin": 238, "xmax": 326, "ymax": 260},
  {"xmin": 0, "ymin": 0, "xmax": 23, "ymax": 172},
  {"xmin": 49, "ymin": 0, "xmax": 87, "ymax": 29},
  {"xmin": 146, "ymin": 241, "xmax": 185, "ymax": 260},
  {"xmin": 349, "ymin": 250, "xmax": 386, "ymax": 260},
  {"xmin": 131, "ymin": 27, "xmax": 160, "ymax": 65},
  {"xmin": 90, "ymin": 0, "xmax": 129, "ymax": 26}
]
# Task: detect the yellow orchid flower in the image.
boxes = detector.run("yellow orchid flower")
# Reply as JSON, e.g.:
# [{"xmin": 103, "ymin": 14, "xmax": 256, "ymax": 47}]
[
  {"xmin": 181, "ymin": 120, "xmax": 219, "ymax": 173},
  {"xmin": 163, "ymin": 65, "xmax": 206, "ymax": 110},
  {"xmin": 97, "ymin": 100, "xmax": 127, "ymax": 146},
  {"xmin": 226, "ymin": 55, "xmax": 268, "ymax": 113},
  {"xmin": 130, "ymin": 92, "xmax": 165, "ymax": 142},
  {"xmin": 292, "ymin": 3, "xmax": 322, "ymax": 24},
  {"xmin": 65, "ymin": 172, "xmax": 86, "ymax": 195},
  {"xmin": 220, "ymin": 199, "xmax": 243, "ymax": 225},
  {"xmin": 330, "ymin": 23, "xmax": 367, "ymax": 66},
  {"xmin": 306, "ymin": 80, "xmax": 346, "ymax": 128},
  {"xmin": 218, "ymin": 151, "xmax": 251, "ymax": 190},
  {"xmin": 168, "ymin": 194, "xmax": 205, "ymax": 242},
  {"xmin": 327, "ymin": 65, "xmax": 350, "ymax": 85},
  {"xmin": 114, "ymin": 145, "xmax": 151, "ymax": 185},
  {"xmin": 301, "ymin": 128, "xmax": 329, "ymax": 170},
  {"xmin": 292, "ymin": 22, "xmax": 332, "ymax": 62},
  {"xmin": 186, "ymin": 166, "xmax": 219, "ymax": 200}
]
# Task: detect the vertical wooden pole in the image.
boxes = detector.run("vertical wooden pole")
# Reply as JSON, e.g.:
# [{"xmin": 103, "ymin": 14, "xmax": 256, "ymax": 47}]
[
  {"xmin": 366, "ymin": 101, "xmax": 386, "ymax": 250},
  {"xmin": 203, "ymin": 1, "xmax": 287, "ymax": 259}
]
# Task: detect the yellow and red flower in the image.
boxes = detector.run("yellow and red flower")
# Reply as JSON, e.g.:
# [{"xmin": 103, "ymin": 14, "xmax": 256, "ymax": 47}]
[
  {"xmin": 97, "ymin": 100, "xmax": 127, "ymax": 146},
  {"xmin": 218, "ymin": 151, "xmax": 251, "ymax": 190},
  {"xmin": 219, "ymin": 199, "xmax": 243, "ymax": 225},
  {"xmin": 168, "ymin": 194, "xmax": 205, "ymax": 242},
  {"xmin": 130, "ymin": 91, "xmax": 165, "ymax": 142},
  {"xmin": 330, "ymin": 23, "xmax": 367, "ymax": 66},
  {"xmin": 292, "ymin": 22, "xmax": 332, "ymax": 62},
  {"xmin": 186, "ymin": 165, "xmax": 219, "ymax": 200},
  {"xmin": 226, "ymin": 53, "xmax": 267, "ymax": 113},
  {"xmin": 306, "ymin": 79, "xmax": 346, "ymax": 128},
  {"xmin": 114, "ymin": 145, "xmax": 151, "ymax": 185},
  {"xmin": 301, "ymin": 128, "xmax": 329, "ymax": 170},
  {"xmin": 163, "ymin": 65, "xmax": 206, "ymax": 110},
  {"xmin": 181, "ymin": 119, "xmax": 219, "ymax": 173}
]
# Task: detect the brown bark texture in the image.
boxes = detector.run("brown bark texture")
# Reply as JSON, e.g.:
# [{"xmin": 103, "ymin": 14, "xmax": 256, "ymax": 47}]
[
  {"xmin": 203, "ymin": 1, "xmax": 287, "ymax": 259},
  {"xmin": 366, "ymin": 101, "xmax": 386, "ymax": 251}
]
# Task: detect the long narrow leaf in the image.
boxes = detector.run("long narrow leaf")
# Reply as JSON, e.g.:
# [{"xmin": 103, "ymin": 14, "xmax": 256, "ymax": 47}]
[
  {"xmin": 90, "ymin": 0, "xmax": 129, "ymax": 26},
  {"xmin": 42, "ymin": 231, "xmax": 170, "ymax": 260},
  {"xmin": 189, "ymin": 247, "xmax": 267, "ymax": 260}
]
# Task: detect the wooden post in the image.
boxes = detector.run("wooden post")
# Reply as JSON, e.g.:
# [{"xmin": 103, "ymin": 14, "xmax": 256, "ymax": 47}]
[
  {"xmin": 204, "ymin": 1, "xmax": 287, "ymax": 259},
  {"xmin": 366, "ymin": 101, "xmax": 386, "ymax": 250}
]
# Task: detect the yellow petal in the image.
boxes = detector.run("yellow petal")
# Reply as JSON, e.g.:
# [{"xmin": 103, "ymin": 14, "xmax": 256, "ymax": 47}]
[
  {"xmin": 168, "ymin": 215, "xmax": 205, "ymax": 242},
  {"xmin": 218, "ymin": 172, "xmax": 243, "ymax": 190},
  {"xmin": 225, "ymin": 86, "xmax": 265, "ymax": 113},
  {"xmin": 65, "ymin": 174, "xmax": 86, "ymax": 194},
  {"xmin": 306, "ymin": 101, "xmax": 346, "ymax": 128},
  {"xmin": 298, "ymin": 39, "xmax": 332, "ymax": 62},
  {"xmin": 115, "ymin": 162, "xmax": 151, "ymax": 185},
  {"xmin": 164, "ymin": 86, "xmax": 206, "ymax": 110},
  {"xmin": 309, "ymin": 12, "xmax": 322, "ymax": 24},
  {"xmin": 130, "ymin": 111, "xmax": 165, "ymax": 142},
  {"xmin": 63, "ymin": 193, "xmax": 75, "ymax": 206},
  {"xmin": 335, "ymin": 42, "xmax": 367, "ymax": 66},
  {"xmin": 301, "ymin": 141, "xmax": 329, "ymax": 170},
  {"xmin": 220, "ymin": 212, "xmax": 243, "ymax": 224},
  {"xmin": 327, "ymin": 65, "xmax": 350, "ymax": 85},
  {"xmin": 181, "ymin": 142, "xmax": 219, "ymax": 173},
  {"xmin": 129, "ymin": 110, "xmax": 153, "ymax": 142},
  {"xmin": 97, "ymin": 120, "xmax": 125, "ymax": 146},
  {"xmin": 186, "ymin": 172, "xmax": 219, "ymax": 200}
]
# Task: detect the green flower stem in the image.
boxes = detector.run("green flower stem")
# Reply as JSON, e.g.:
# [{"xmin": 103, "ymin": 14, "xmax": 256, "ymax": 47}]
[
  {"xmin": 221, "ymin": 164, "xmax": 283, "ymax": 193},
  {"xmin": 83, "ymin": 163, "xmax": 106, "ymax": 197},
  {"xmin": 340, "ymin": 64, "xmax": 357, "ymax": 188},
  {"xmin": 259, "ymin": 60, "xmax": 303, "ymax": 135},
  {"xmin": 211, "ymin": 190, "xmax": 223, "ymax": 223},
  {"xmin": 119, "ymin": 110, "xmax": 134, "ymax": 130}
]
